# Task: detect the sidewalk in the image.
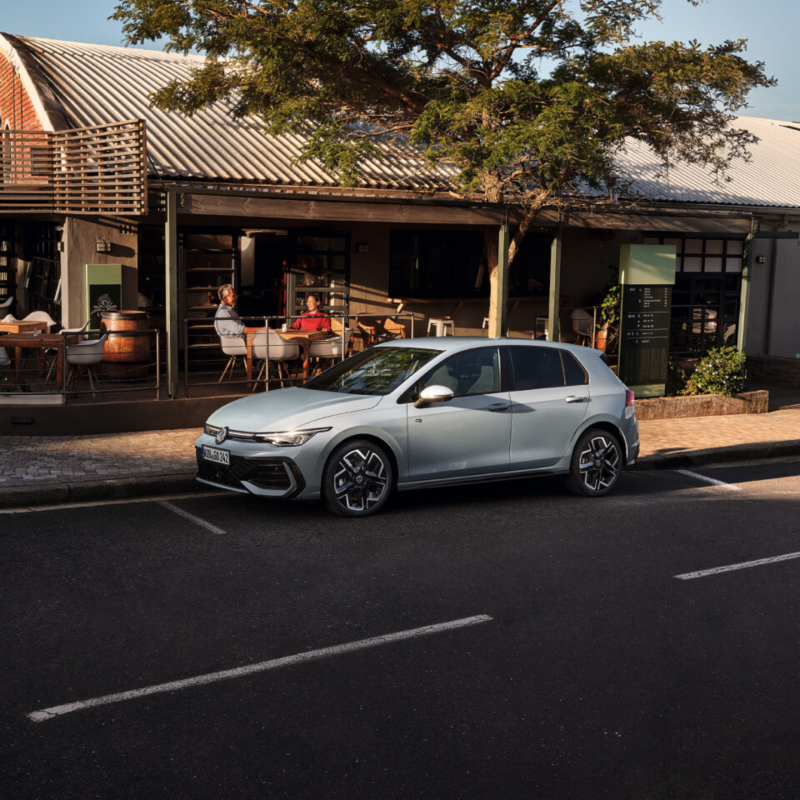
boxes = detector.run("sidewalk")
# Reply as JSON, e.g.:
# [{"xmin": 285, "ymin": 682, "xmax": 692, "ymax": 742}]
[{"xmin": 2, "ymin": 410, "xmax": 800, "ymax": 508}]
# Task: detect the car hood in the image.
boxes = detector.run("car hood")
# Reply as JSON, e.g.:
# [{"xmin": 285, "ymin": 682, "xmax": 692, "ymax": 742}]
[{"xmin": 206, "ymin": 388, "xmax": 383, "ymax": 432}]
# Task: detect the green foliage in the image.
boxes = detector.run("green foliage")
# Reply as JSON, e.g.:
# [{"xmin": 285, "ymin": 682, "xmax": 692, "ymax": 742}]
[
  {"xmin": 111, "ymin": 0, "xmax": 774, "ymax": 203},
  {"xmin": 681, "ymin": 346, "xmax": 746, "ymax": 397}
]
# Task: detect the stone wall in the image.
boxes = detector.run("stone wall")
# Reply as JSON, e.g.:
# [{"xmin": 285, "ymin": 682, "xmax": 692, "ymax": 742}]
[{"xmin": 636, "ymin": 390, "xmax": 769, "ymax": 421}]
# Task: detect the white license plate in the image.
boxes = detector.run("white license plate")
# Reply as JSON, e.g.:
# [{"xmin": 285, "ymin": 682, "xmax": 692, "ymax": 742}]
[{"xmin": 202, "ymin": 445, "xmax": 230, "ymax": 465}]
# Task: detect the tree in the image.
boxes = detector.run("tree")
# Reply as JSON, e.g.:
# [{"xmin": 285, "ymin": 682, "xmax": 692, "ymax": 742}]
[{"xmin": 113, "ymin": 0, "xmax": 774, "ymax": 330}]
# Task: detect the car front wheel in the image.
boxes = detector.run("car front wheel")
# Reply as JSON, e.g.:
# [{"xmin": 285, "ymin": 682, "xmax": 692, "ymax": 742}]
[
  {"xmin": 564, "ymin": 428, "xmax": 623, "ymax": 497},
  {"xmin": 322, "ymin": 439, "xmax": 393, "ymax": 517}
]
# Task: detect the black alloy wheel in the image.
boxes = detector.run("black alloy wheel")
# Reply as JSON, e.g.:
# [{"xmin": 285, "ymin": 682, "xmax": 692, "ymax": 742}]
[
  {"xmin": 322, "ymin": 439, "xmax": 393, "ymax": 517},
  {"xmin": 565, "ymin": 428, "xmax": 623, "ymax": 497}
]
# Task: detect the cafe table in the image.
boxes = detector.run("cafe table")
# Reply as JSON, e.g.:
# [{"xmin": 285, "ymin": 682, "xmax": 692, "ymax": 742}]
[
  {"xmin": 0, "ymin": 320, "xmax": 48, "ymax": 335},
  {"xmin": 245, "ymin": 329, "xmax": 329, "ymax": 387},
  {"xmin": 2, "ymin": 332, "xmax": 68, "ymax": 387}
]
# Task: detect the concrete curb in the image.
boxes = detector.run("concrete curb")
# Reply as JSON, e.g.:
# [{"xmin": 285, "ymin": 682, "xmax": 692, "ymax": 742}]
[
  {"xmin": 633, "ymin": 440, "xmax": 800, "ymax": 471},
  {"xmin": 0, "ymin": 472, "xmax": 198, "ymax": 509}
]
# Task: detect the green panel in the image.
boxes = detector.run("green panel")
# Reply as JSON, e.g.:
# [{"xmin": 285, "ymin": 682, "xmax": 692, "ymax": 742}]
[
  {"xmin": 620, "ymin": 245, "xmax": 677, "ymax": 286},
  {"xmin": 630, "ymin": 384, "xmax": 666, "ymax": 398},
  {"xmin": 85, "ymin": 263, "xmax": 123, "ymax": 330}
]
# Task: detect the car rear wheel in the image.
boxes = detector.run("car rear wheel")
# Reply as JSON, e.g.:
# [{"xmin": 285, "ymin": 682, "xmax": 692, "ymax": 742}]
[
  {"xmin": 564, "ymin": 429, "xmax": 623, "ymax": 497},
  {"xmin": 322, "ymin": 439, "xmax": 393, "ymax": 517}
]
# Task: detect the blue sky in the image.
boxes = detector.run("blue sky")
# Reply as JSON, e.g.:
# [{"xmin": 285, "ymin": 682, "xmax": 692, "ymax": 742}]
[{"xmin": 3, "ymin": 0, "xmax": 798, "ymax": 121}]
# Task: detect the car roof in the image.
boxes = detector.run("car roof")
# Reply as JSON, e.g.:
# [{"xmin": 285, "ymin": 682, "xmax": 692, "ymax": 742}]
[{"xmin": 376, "ymin": 336, "xmax": 604, "ymax": 359}]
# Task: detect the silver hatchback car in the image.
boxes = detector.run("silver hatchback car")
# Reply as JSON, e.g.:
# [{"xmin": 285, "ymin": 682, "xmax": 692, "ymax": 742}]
[{"xmin": 196, "ymin": 338, "xmax": 639, "ymax": 516}]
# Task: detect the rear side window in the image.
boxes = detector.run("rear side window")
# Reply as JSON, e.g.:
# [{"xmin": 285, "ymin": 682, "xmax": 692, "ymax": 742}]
[
  {"xmin": 508, "ymin": 347, "xmax": 564, "ymax": 390},
  {"xmin": 562, "ymin": 351, "xmax": 588, "ymax": 386}
]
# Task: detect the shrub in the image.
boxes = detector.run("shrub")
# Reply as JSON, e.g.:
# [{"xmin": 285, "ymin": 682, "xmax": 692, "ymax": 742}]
[{"xmin": 682, "ymin": 346, "xmax": 746, "ymax": 397}]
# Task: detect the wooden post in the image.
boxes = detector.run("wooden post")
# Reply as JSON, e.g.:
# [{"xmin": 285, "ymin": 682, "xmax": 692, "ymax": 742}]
[
  {"xmin": 165, "ymin": 191, "xmax": 179, "ymax": 398},
  {"xmin": 737, "ymin": 227, "xmax": 755, "ymax": 353},
  {"xmin": 547, "ymin": 223, "xmax": 563, "ymax": 342}
]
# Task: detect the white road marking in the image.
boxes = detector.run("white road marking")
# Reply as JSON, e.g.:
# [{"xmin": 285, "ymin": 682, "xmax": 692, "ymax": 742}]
[
  {"xmin": 676, "ymin": 469, "xmax": 741, "ymax": 491},
  {"xmin": 675, "ymin": 551, "xmax": 800, "ymax": 580},
  {"xmin": 158, "ymin": 500, "xmax": 226, "ymax": 535},
  {"xmin": 0, "ymin": 491, "xmax": 232, "ymax": 515},
  {"xmin": 27, "ymin": 615, "xmax": 493, "ymax": 723}
]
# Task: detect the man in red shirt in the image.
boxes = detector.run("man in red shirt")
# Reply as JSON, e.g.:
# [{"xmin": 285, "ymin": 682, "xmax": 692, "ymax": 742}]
[{"xmin": 291, "ymin": 292, "xmax": 332, "ymax": 332}]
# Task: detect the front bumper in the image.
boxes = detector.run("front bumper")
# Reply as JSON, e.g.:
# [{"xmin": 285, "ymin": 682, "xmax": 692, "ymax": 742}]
[{"xmin": 195, "ymin": 446, "xmax": 307, "ymax": 498}]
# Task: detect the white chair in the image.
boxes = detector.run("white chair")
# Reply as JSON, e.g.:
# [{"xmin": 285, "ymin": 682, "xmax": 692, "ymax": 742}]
[
  {"xmin": 310, "ymin": 329, "xmax": 353, "ymax": 373},
  {"xmin": 426, "ymin": 317, "xmax": 455, "ymax": 337},
  {"xmin": 65, "ymin": 334, "xmax": 108, "ymax": 399},
  {"xmin": 0, "ymin": 296, "xmax": 13, "ymax": 309},
  {"xmin": 22, "ymin": 310, "xmax": 58, "ymax": 333},
  {"xmin": 218, "ymin": 334, "xmax": 248, "ymax": 382},
  {"xmin": 252, "ymin": 329, "xmax": 300, "ymax": 389},
  {"xmin": 45, "ymin": 321, "xmax": 90, "ymax": 385},
  {"xmin": 0, "ymin": 346, "xmax": 9, "ymax": 367},
  {"xmin": 570, "ymin": 309, "xmax": 594, "ymax": 346}
]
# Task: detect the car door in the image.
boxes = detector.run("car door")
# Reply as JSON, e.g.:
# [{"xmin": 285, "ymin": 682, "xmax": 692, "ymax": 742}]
[
  {"xmin": 506, "ymin": 345, "xmax": 590, "ymax": 470},
  {"xmin": 406, "ymin": 346, "xmax": 511, "ymax": 482}
]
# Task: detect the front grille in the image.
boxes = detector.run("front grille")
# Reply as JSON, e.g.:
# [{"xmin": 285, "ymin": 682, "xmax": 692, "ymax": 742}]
[
  {"xmin": 195, "ymin": 449, "xmax": 295, "ymax": 492},
  {"xmin": 196, "ymin": 449, "xmax": 254, "ymax": 489}
]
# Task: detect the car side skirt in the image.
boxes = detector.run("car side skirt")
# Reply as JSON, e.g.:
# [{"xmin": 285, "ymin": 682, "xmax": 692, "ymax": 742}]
[{"xmin": 397, "ymin": 464, "xmax": 571, "ymax": 492}]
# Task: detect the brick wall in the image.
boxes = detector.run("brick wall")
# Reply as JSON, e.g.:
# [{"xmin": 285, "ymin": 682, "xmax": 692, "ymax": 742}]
[
  {"xmin": 747, "ymin": 355, "xmax": 800, "ymax": 387},
  {"xmin": 0, "ymin": 50, "xmax": 42, "ymax": 131}
]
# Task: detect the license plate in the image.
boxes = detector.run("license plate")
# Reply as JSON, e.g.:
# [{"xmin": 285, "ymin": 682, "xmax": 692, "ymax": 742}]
[{"xmin": 202, "ymin": 445, "xmax": 230, "ymax": 465}]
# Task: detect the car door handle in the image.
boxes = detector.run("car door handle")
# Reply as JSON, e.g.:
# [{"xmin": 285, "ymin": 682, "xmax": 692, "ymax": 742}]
[
  {"xmin": 488, "ymin": 403, "xmax": 510, "ymax": 412},
  {"xmin": 565, "ymin": 396, "xmax": 588, "ymax": 403}
]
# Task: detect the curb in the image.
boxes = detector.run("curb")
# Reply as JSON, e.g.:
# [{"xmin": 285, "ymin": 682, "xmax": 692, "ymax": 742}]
[
  {"xmin": 633, "ymin": 440, "xmax": 800, "ymax": 471},
  {"xmin": 0, "ymin": 472, "xmax": 199, "ymax": 509}
]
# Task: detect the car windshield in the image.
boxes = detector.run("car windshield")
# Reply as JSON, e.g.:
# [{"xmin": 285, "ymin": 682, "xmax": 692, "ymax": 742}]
[{"xmin": 303, "ymin": 347, "xmax": 442, "ymax": 395}]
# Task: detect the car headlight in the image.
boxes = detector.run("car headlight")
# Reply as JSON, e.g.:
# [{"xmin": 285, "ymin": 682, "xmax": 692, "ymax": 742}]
[{"xmin": 254, "ymin": 428, "xmax": 331, "ymax": 447}]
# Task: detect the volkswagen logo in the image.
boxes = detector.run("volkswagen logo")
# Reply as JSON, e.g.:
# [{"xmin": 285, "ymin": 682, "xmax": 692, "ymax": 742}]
[{"xmin": 215, "ymin": 427, "xmax": 229, "ymax": 445}]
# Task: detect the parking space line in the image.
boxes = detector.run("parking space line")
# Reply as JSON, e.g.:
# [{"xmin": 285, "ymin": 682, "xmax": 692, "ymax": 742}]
[
  {"xmin": 27, "ymin": 614, "xmax": 493, "ymax": 723},
  {"xmin": 676, "ymin": 469, "xmax": 741, "ymax": 491},
  {"xmin": 675, "ymin": 551, "xmax": 800, "ymax": 580},
  {"xmin": 158, "ymin": 500, "xmax": 226, "ymax": 535},
  {"xmin": 0, "ymin": 491, "xmax": 233, "ymax": 516}
]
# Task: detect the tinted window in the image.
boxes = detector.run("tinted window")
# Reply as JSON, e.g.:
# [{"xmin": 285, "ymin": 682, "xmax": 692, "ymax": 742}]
[
  {"xmin": 508, "ymin": 347, "xmax": 565, "ymax": 390},
  {"xmin": 420, "ymin": 348, "xmax": 500, "ymax": 397},
  {"xmin": 562, "ymin": 351, "xmax": 588, "ymax": 386},
  {"xmin": 303, "ymin": 347, "xmax": 441, "ymax": 395}
]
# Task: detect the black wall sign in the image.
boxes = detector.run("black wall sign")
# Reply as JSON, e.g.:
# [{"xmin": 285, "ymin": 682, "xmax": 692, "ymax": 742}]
[{"xmin": 618, "ymin": 285, "xmax": 672, "ymax": 394}]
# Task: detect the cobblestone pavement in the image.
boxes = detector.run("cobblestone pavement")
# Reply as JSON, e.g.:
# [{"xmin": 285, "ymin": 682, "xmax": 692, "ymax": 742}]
[
  {"xmin": 638, "ymin": 408, "xmax": 800, "ymax": 458},
  {"xmin": 1, "ymin": 410, "xmax": 800, "ymax": 490},
  {"xmin": 0, "ymin": 429, "xmax": 201, "ymax": 488}
]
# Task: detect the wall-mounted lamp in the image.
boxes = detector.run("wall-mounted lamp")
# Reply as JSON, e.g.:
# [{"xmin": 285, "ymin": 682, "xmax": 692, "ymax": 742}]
[
  {"xmin": 356, "ymin": 243, "xmax": 370, "ymax": 254},
  {"xmin": 756, "ymin": 255, "xmax": 767, "ymax": 264},
  {"xmin": 95, "ymin": 240, "xmax": 112, "ymax": 254}
]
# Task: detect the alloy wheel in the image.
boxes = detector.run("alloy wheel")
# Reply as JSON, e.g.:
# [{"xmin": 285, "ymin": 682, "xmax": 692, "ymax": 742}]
[
  {"xmin": 332, "ymin": 447, "xmax": 389, "ymax": 512},
  {"xmin": 578, "ymin": 435, "xmax": 620, "ymax": 492}
]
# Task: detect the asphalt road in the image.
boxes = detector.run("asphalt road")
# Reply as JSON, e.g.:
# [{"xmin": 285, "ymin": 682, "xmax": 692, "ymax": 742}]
[{"xmin": 2, "ymin": 458, "xmax": 800, "ymax": 799}]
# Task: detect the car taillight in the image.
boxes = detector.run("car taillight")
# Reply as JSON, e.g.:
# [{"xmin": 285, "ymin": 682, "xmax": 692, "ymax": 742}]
[{"xmin": 625, "ymin": 390, "xmax": 635, "ymax": 407}]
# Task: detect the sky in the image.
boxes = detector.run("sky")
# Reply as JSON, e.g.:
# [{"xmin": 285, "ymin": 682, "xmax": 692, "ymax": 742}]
[{"xmin": 2, "ymin": 0, "xmax": 798, "ymax": 122}]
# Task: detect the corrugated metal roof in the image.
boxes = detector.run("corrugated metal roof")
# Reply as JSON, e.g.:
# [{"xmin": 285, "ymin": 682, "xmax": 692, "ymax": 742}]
[
  {"xmin": 617, "ymin": 116, "xmax": 800, "ymax": 209},
  {"xmin": 13, "ymin": 36, "xmax": 800, "ymax": 208},
  {"xmin": 18, "ymin": 36, "xmax": 456, "ymax": 191}
]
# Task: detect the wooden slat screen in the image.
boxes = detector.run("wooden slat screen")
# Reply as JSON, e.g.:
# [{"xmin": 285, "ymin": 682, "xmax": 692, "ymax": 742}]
[{"xmin": 0, "ymin": 120, "xmax": 147, "ymax": 215}]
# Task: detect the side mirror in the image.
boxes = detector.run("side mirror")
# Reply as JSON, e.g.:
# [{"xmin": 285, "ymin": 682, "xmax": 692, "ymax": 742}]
[{"xmin": 414, "ymin": 385, "xmax": 455, "ymax": 408}]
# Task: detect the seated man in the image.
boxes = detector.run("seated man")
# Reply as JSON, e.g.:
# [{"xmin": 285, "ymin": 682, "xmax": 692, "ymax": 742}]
[
  {"xmin": 214, "ymin": 284, "xmax": 262, "ymax": 338},
  {"xmin": 291, "ymin": 292, "xmax": 332, "ymax": 332}
]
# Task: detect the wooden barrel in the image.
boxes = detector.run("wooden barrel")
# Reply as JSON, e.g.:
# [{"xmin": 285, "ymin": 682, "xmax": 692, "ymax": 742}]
[{"xmin": 100, "ymin": 310, "xmax": 152, "ymax": 380}]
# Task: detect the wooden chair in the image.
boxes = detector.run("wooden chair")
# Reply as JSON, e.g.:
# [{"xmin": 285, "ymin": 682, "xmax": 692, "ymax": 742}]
[{"xmin": 357, "ymin": 316, "xmax": 406, "ymax": 347}]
